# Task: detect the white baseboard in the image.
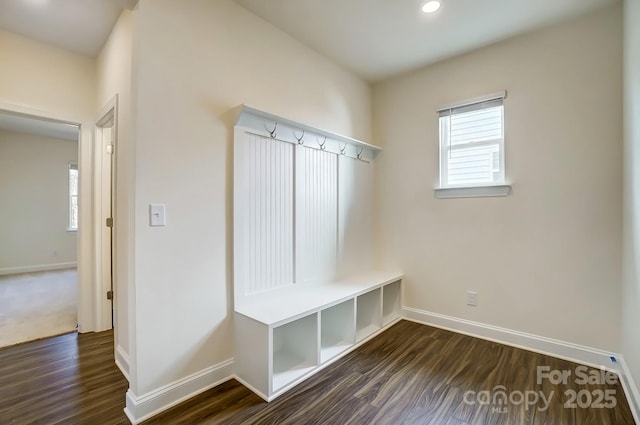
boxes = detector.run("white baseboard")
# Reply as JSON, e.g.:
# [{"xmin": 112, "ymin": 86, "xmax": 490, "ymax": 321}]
[
  {"xmin": 233, "ymin": 374, "xmax": 268, "ymax": 401},
  {"xmin": 403, "ymin": 307, "xmax": 620, "ymax": 370},
  {"xmin": 620, "ymin": 356, "xmax": 640, "ymax": 424},
  {"xmin": 123, "ymin": 358, "xmax": 234, "ymax": 424},
  {"xmin": 0, "ymin": 262, "xmax": 77, "ymax": 276},
  {"xmin": 115, "ymin": 345, "xmax": 130, "ymax": 382},
  {"xmin": 403, "ymin": 307, "xmax": 640, "ymax": 422}
]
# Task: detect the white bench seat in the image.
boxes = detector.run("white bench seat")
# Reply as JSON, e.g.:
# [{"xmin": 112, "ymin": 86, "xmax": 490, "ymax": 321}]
[
  {"xmin": 235, "ymin": 270, "xmax": 404, "ymax": 327},
  {"xmin": 233, "ymin": 270, "xmax": 403, "ymax": 401}
]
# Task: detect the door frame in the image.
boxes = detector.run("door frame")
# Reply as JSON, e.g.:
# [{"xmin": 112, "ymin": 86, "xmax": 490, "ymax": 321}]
[
  {"xmin": 0, "ymin": 101, "xmax": 95, "ymax": 330},
  {"xmin": 94, "ymin": 96, "xmax": 118, "ymax": 332},
  {"xmin": 0, "ymin": 99, "xmax": 120, "ymax": 334}
]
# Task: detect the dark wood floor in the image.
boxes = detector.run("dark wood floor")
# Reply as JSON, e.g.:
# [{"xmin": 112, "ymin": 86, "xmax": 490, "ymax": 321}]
[
  {"xmin": 0, "ymin": 321, "xmax": 635, "ymax": 425},
  {"xmin": 0, "ymin": 330, "xmax": 129, "ymax": 424}
]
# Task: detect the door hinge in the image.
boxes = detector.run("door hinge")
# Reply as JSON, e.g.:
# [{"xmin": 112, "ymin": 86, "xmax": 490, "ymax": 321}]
[
  {"xmin": 106, "ymin": 217, "xmax": 113, "ymax": 227},
  {"xmin": 107, "ymin": 290, "xmax": 113, "ymax": 300}
]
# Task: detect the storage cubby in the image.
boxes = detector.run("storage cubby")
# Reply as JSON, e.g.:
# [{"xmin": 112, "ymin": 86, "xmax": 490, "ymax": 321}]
[
  {"xmin": 234, "ymin": 273, "xmax": 401, "ymax": 401},
  {"xmin": 356, "ymin": 288, "xmax": 382, "ymax": 341},
  {"xmin": 272, "ymin": 313, "xmax": 318, "ymax": 391},
  {"xmin": 320, "ymin": 299, "xmax": 355, "ymax": 363},
  {"xmin": 382, "ymin": 280, "xmax": 402, "ymax": 326}
]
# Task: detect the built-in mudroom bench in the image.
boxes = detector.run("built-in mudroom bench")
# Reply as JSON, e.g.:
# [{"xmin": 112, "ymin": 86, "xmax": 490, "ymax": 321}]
[
  {"xmin": 233, "ymin": 105, "xmax": 402, "ymax": 401},
  {"xmin": 234, "ymin": 272, "xmax": 402, "ymax": 400}
]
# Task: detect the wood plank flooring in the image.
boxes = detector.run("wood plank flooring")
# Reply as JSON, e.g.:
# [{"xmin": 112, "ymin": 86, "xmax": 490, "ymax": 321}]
[
  {"xmin": 0, "ymin": 330, "xmax": 129, "ymax": 424},
  {"xmin": 0, "ymin": 321, "xmax": 635, "ymax": 424}
]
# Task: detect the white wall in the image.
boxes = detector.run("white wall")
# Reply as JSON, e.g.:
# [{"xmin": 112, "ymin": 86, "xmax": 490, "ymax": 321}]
[
  {"xmin": 127, "ymin": 0, "xmax": 371, "ymax": 405},
  {"xmin": 0, "ymin": 130, "xmax": 78, "ymax": 273},
  {"xmin": 0, "ymin": 29, "xmax": 96, "ymax": 331},
  {"xmin": 373, "ymin": 4, "xmax": 623, "ymax": 351},
  {"xmin": 622, "ymin": 0, "xmax": 640, "ymax": 402},
  {"xmin": 96, "ymin": 9, "xmax": 135, "ymax": 369}
]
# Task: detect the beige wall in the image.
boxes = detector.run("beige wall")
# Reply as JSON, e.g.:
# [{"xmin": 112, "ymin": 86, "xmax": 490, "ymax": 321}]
[
  {"xmin": 623, "ymin": 0, "xmax": 640, "ymax": 403},
  {"xmin": 373, "ymin": 4, "xmax": 623, "ymax": 351},
  {"xmin": 0, "ymin": 130, "xmax": 78, "ymax": 272},
  {"xmin": 0, "ymin": 29, "xmax": 95, "ymax": 118},
  {"xmin": 96, "ymin": 9, "xmax": 135, "ymax": 365},
  {"xmin": 0, "ymin": 29, "xmax": 97, "ymax": 332},
  {"xmin": 129, "ymin": 0, "xmax": 371, "ymax": 397}
]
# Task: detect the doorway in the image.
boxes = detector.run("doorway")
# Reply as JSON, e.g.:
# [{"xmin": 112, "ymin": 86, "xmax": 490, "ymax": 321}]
[{"xmin": 0, "ymin": 110, "xmax": 80, "ymax": 347}]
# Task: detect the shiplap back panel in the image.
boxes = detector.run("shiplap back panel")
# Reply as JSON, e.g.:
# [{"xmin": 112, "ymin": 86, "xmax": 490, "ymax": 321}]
[
  {"xmin": 295, "ymin": 146, "xmax": 338, "ymax": 284},
  {"xmin": 234, "ymin": 108, "xmax": 381, "ymax": 306},
  {"xmin": 236, "ymin": 132, "xmax": 294, "ymax": 296},
  {"xmin": 338, "ymin": 156, "xmax": 374, "ymax": 277}
]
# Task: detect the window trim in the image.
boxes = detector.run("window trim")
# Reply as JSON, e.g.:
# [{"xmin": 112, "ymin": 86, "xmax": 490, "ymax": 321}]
[
  {"xmin": 434, "ymin": 185, "xmax": 511, "ymax": 199},
  {"xmin": 436, "ymin": 91, "xmax": 507, "ymax": 113},
  {"xmin": 435, "ymin": 91, "xmax": 511, "ymax": 198},
  {"xmin": 68, "ymin": 162, "xmax": 78, "ymax": 232}
]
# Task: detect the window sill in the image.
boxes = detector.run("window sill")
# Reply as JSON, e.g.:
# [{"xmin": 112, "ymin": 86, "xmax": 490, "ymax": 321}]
[
  {"xmin": 66, "ymin": 228, "xmax": 78, "ymax": 233},
  {"xmin": 434, "ymin": 185, "xmax": 511, "ymax": 199}
]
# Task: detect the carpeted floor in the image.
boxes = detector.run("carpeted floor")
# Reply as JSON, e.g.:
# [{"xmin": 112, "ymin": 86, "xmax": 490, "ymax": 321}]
[{"xmin": 0, "ymin": 269, "xmax": 77, "ymax": 348}]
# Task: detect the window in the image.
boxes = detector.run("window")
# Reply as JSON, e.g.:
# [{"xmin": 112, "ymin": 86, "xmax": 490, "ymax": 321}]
[
  {"xmin": 69, "ymin": 163, "xmax": 78, "ymax": 231},
  {"xmin": 438, "ymin": 93, "xmax": 505, "ymax": 189}
]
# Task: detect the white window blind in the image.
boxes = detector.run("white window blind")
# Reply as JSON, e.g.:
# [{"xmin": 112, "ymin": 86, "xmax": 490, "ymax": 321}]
[{"xmin": 439, "ymin": 95, "xmax": 505, "ymax": 188}]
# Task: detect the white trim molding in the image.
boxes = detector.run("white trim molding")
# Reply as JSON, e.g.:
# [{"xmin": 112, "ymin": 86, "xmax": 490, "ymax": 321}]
[
  {"xmin": 434, "ymin": 185, "xmax": 511, "ymax": 199},
  {"xmin": 620, "ymin": 358, "xmax": 640, "ymax": 424},
  {"xmin": 94, "ymin": 95, "xmax": 119, "ymax": 333},
  {"xmin": 403, "ymin": 307, "xmax": 621, "ymax": 371},
  {"xmin": 123, "ymin": 359, "xmax": 234, "ymax": 424},
  {"xmin": 235, "ymin": 104, "xmax": 381, "ymax": 163},
  {"xmin": 437, "ymin": 90, "xmax": 507, "ymax": 112},
  {"xmin": 0, "ymin": 101, "xmax": 83, "ymax": 126},
  {"xmin": 115, "ymin": 345, "xmax": 130, "ymax": 382},
  {"xmin": 0, "ymin": 262, "xmax": 77, "ymax": 276},
  {"xmin": 403, "ymin": 307, "xmax": 640, "ymax": 422}
]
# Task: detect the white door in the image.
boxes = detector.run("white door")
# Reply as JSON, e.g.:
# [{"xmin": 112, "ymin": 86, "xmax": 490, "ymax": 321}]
[{"xmin": 99, "ymin": 125, "xmax": 114, "ymax": 329}]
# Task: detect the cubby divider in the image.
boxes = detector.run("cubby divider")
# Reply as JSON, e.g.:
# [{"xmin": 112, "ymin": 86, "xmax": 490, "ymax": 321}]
[
  {"xmin": 356, "ymin": 288, "xmax": 382, "ymax": 341},
  {"xmin": 382, "ymin": 280, "xmax": 402, "ymax": 326},
  {"xmin": 320, "ymin": 299, "xmax": 355, "ymax": 363}
]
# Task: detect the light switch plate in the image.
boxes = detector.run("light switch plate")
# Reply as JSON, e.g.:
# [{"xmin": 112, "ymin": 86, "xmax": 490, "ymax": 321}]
[{"xmin": 149, "ymin": 204, "xmax": 166, "ymax": 226}]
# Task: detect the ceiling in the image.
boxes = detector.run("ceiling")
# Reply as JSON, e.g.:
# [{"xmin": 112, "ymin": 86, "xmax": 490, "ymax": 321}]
[
  {"xmin": 0, "ymin": 112, "xmax": 79, "ymax": 141},
  {"xmin": 235, "ymin": 0, "xmax": 619, "ymax": 81},
  {"xmin": 0, "ymin": 0, "xmax": 618, "ymax": 79},
  {"xmin": 0, "ymin": 0, "xmax": 137, "ymax": 57}
]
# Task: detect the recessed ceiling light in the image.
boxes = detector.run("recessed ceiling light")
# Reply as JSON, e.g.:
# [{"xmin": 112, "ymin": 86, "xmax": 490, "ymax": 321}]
[{"xmin": 422, "ymin": 0, "xmax": 441, "ymax": 13}]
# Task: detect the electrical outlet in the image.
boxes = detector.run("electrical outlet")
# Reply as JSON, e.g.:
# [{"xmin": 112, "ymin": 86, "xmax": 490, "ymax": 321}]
[{"xmin": 466, "ymin": 291, "xmax": 478, "ymax": 307}]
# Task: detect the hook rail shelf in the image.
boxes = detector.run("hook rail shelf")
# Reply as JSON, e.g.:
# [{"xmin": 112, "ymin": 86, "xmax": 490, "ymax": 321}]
[{"xmin": 235, "ymin": 105, "xmax": 382, "ymax": 162}]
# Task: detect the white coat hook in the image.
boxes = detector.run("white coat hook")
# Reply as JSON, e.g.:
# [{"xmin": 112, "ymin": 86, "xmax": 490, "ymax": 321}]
[
  {"xmin": 294, "ymin": 129, "xmax": 305, "ymax": 145},
  {"xmin": 318, "ymin": 136, "xmax": 327, "ymax": 151},
  {"xmin": 339, "ymin": 143, "xmax": 347, "ymax": 155},
  {"xmin": 356, "ymin": 147, "xmax": 364, "ymax": 160},
  {"xmin": 267, "ymin": 122, "xmax": 278, "ymax": 138}
]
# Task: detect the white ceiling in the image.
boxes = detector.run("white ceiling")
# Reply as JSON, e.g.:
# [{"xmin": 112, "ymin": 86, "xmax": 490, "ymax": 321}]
[
  {"xmin": 0, "ymin": 0, "xmax": 618, "ymax": 79},
  {"xmin": 0, "ymin": 112, "xmax": 79, "ymax": 141},
  {"xmin": 235, "ymin": 0, "xmax": 619, "ymax": 81},
  {"xmin": 0, "ymin": 0, "xmax": 136, "ymax": 57}
]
